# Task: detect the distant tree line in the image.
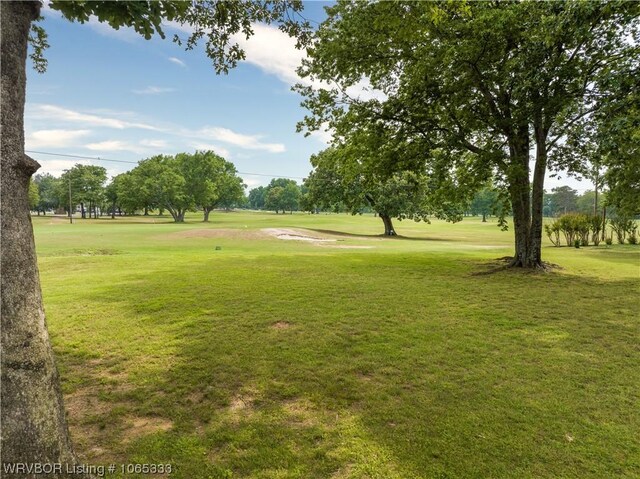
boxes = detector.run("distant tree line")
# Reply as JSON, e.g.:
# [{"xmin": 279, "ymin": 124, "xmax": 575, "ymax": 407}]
[
  {"xmin": 247, "ymin": 178, "xmax": 306, "ymax": 214},
  {"xmin": 30, "ymin": 151, "xmax": 246, "ymax": 223}
]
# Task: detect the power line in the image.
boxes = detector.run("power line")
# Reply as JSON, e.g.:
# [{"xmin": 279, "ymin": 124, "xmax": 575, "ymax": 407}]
[
  {"xmin": 27, "ymin": 150, "xmax": 137, "ymax": 164},
  {"xmin": 26, "ymin": 149, "xmax": 307, "ymax": 180}
]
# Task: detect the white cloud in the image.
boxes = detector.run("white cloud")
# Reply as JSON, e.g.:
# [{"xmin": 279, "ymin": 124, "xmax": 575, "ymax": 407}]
[
  {"xmin": 86, "ymin": 15, "xmax": 140, "ymax": 42},
  {"xmin": 26, "ymin": 104, "xmax": 286, "ymax": 159},
  {"xmin": 85, "ymin": 140, "xmax": 137, "ymax": 152},
  {"xmin": 31, "ymin": 158, "xmax": 89, "ymax": 177},
  {"xmin": 26, "ymin": 129, "xmax": 91, "ymax": 149},
  {"xmin": 231, "ymin": 23, "xmax": 387, "ymax": 102},
  {"xmin": 232, "ymin": 23, "xmax": 305, "ymax": 87},
  {"xmin": 168, "ymin": 57, "xmax": 186, "ymax": 68},
  {"xmin": 30, "ymin": 104, "xmax": 161, "ymax": 131},
  {"xmin": 190, "ymin": 143, "xmax": 232, "ymax": 158},
  {"xmin": 196, "ymin": 127, "xmax": 285, "ymax": 153},
  {"xmin": 241, "ymin": 177, "xmax": 264, "ymax": 188},
  {"xmin": 132, "ymin": 86, "xmax": 175, "ymax": 95},
  {"xmin": 308, "ymin": 124, "xmax": 334, "ymax": 145},
  {"xmin": 140, "ymin": 139, "xmax": 169, "ymax": 149}
]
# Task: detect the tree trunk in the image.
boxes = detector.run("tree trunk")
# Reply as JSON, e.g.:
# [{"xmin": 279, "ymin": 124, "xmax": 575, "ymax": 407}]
[
  {"xmin": 144, "ymin": 206, "xmax": 149, "ymax": 216},
  {"xmin": 528, "ymin": 126, "xmax": 547, "ymax": 266},
  {"xmin": 380, "ymin": 214, "xmax": 397, "ymax": 236},
  {"xmin": 482, "ymin": 212, "xmax": 487, "ymax": 222},
  {"xmin": 80, "ymin": 202, "xmax": 85, "ymax": 219},
  {"xmin": 507, "ymin": 128, "xmax": 544, "ymax": 268},
  {"xmin": 203, "ymin": 208, "xmax": 211, "ymax": 222},
  {"xmin": 1, "ymin": 2, "xmax": 84, "ymax": 476}
]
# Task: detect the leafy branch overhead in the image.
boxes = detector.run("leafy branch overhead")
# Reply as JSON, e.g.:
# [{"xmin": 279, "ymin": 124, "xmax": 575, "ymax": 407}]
[{"xmin": 32, "ymin": 0, "xmax": 312, "ymax": 73}]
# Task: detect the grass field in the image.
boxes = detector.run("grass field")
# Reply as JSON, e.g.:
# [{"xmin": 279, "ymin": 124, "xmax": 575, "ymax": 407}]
[{"xmin": 33, "ymin": 211, "xmax": 639, "ymax": 479}]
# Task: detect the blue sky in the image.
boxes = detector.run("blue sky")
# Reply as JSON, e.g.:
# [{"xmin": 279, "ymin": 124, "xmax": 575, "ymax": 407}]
[
  {"xmin": 25, "ymin": 1, "xmax": 590, "ymax": 193},
  {"xmin": 26, "ymin": 2, "xmax": 334, "ymax": 190}
]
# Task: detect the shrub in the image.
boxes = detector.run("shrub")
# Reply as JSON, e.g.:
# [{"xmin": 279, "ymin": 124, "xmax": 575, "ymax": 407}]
[
  {"xmin": 628, "ymin": 222, "xmax": 638, "ymax": 245},
  {"xmin": 574, "ymin": 239, "xmax": 581, "ymax": 249},
  {"xmin": 610, "ymin": 216, "xmax": 636, "ymax": 244},
  {"xmin": 546, "ymin": 213, "xmax": 610, "ymax": 247},
  {"xmin": 589, "ymin": 215, "xmax": 604, "ymax": 246},
  {"xmin": 545, "ymin": 223, "xmax": 561, "ymax": 247}
]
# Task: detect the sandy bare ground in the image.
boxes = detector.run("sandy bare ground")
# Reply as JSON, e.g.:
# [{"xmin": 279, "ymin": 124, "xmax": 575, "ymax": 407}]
[
  {"xmin": 262, "ymin": 228, "xmax": 337, "ymax": 242},
  {"xmin": 262, "ymin": 228, "xmax": 374, "ymax": 249},
  {"xmin": 168, "ymin": 227, "xmax": 374, "ymax": 248}
]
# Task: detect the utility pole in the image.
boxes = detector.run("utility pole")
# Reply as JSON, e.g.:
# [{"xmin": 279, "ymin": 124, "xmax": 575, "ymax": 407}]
[{"xmin": 68, "ymin": 176, "xmax": 73, "ymax": 224}]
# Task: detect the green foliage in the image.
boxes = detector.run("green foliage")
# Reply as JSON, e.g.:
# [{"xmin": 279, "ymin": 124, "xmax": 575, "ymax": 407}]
[
  {"xmin": 176, "ymin": 151, "xmax": 245, "ymax": 219},
  {"xmin": 296, "ymin": 0, "xmax": 639, "ymax": 263},
  {"xmin": 548, "ymin": 187, "xmax": 579, "ymax": 216},
  {"xmin": 58, "ymin": 164, "xmax": 108, "ymax": 217},
  {"xmin": 28, "ymin": 179, "xmax": 40, "ymax": 210},
  {"xmin": 262, "ymin": 179, "xmax": 302, "ymax": 214},
  {"xmin": 33, "ymin": 173, "xmax": 60, "ymax": 213},
  {"xmin": 265, "ymin": 186, "xmax": 285, "ymax": 214},
  {"xmin": 248, "ymin": 186, "xmax": 267, "ymax": 210},
  {"xmin": 546, "ymin": 213, "xmax": 605, "ymax": 247},
  {"xmin": 544, "ymin": 222, "xmax": 561, "ymax": 247},
  {"xmin": 304, "ymin": 142, "xmax": 444, "ymax": 234},
  {"xmin": 469, "ymin": 187, "xmax": 504, "ymax": 222},
  {"xmin": 35, "ymin": 1, "xmax": 311, "ymax": 74},
  {"xmin": 610, "ymin": 216, "xmax": 638, "ymax": 245}
]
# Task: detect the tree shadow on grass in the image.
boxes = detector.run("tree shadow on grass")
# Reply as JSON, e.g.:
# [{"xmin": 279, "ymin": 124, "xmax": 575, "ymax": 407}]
[
  {"xmin": 56, "ymin": 253, "xmax": 640, "ymax": 479},
  {"xmin": 307, "ymin": 228, "xmax": 455, "ymax": 242}
]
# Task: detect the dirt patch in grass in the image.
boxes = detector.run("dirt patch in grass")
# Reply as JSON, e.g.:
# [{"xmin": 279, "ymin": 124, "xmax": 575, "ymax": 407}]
[
  {"xmin": 170, "ymin": 228, "xmax": 267, "ymax": 240},
  {"xmin": 262, "ymin": 228, "xmax": 337, "ymax": 243},
  {"xmin": 281, "ymin": 399, "xmax": 319, "ymax": 428},
  {"xmin": 228, "ymin": 393, "xmax": 256, "ymax": 423},
  {"xmin": 65, "ymin": 387, "xmax": 124, "ymax": 462},
  {"xmin": 271, "ymin": 321, "xmax": 292, "ymax": 329},
  {"xmin": 122, "ymin": 416, "xmax": 173, "ymax": 443}
]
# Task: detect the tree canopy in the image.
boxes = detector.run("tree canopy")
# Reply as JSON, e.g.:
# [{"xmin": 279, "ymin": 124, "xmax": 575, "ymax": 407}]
[
  {"xmin": 296, "ymin": 0, "xmax": 640, "ymax": 266},
  {"xmin": 304, "ymin": 143, "xmax": 436, "ymax": 235}
]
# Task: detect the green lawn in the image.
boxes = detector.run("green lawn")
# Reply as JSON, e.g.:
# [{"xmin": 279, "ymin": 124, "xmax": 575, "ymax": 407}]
[{"xmin": 33, "ymin": 211, "xmax": 640, "ymax": 479}]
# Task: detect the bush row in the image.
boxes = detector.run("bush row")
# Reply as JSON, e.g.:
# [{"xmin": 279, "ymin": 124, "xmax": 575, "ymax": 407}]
[{"xmin": 545, "ymin": 213, "xmax": 638, "ymax": 247}]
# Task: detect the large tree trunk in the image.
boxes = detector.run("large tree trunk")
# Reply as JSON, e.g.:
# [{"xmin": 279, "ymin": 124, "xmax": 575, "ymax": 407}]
[
  {"xmin": 1, "ymin": 2, "xmax": 84, "ymax": 476},
  {"xmin": 203, "ymin": 207, "xmax": 211, "ymax": 222},
  {"xmin": 380, "ymin": 214, "xmax": 397, "ymax": 236},
  {"xmin": 507, "ymin": 129, "xmax": 544, "ymax": 268}
]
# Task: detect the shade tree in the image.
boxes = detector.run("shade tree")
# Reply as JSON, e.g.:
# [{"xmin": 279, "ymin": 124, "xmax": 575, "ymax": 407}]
[
  {"xmin": 33, "ymin": 173, "xmax": 60, "ymax": 215},
  {"xmin": 57, "ymin": 164, "xmax": 108, "ymax": 219},
  {"xmin": 296, "ymin": 0, "xmax": 640, "ymax": 267},
  {"xmin": 304, "ymin": 143, "xmax": 437, "ymax": 236}
]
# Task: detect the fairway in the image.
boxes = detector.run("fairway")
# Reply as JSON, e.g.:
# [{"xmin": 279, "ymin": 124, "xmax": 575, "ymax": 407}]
[{"xmin": 33, "ymin": 212, "xmax": 639, "ymax": 479}]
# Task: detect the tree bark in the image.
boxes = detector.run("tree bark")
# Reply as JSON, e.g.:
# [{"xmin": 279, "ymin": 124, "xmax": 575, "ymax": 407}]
[
  {"xmin": 203, "ymin": 208, "xmax": 211, "ymax": 222},
  {"xmin": 380, "ymin": 214, "xmax": 397, "ymax": 236},
  {"xmin": 1, "ymin": 2, "xmax": 84, "ymax": 476},
  {"xmin": 506, "ymin": 127, "xmax": 545, "ymax": 268}
]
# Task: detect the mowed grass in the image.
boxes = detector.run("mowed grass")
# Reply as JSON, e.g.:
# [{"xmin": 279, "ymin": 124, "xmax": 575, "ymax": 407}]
[{"xmin": 33, "ymin": 211, "xmax": 639, "ymax": 479}]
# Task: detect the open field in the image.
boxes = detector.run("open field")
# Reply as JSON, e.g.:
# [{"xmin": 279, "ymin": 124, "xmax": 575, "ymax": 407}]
[{"xmin": 33, "ymin": 211, "xmax": 639, "ymax": 479}]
